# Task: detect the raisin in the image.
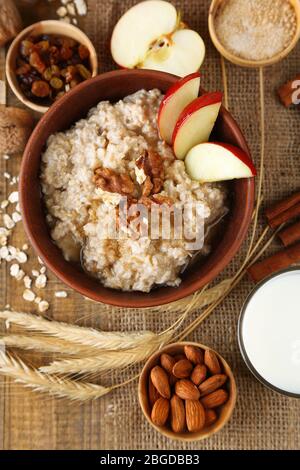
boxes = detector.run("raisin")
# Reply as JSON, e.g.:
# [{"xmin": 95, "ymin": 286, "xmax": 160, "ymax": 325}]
[
  {"xmin": 78, "ymin": 44, "xmax": 90, "ymax": 60},
  {"xmin": 60, "ymin": 46, "xmax": 73, "ymax": 61},
  {"xmin": 49, "ymin": 46, "xmax": 60, "ymax": 65},
  {"xmin": 36, "ymin": 40, "xmax": 49, "ymax": 52},
  {"xmin": 70, "ymin": 78, "xmax": 81, "ymax": 88},
  {"xmin": 20, "ymin": 40, "xmax": 34, "ymax": 58},
  {"xmin": 29, "ymin": 51, "xmax": 46, "ymax": 74},
  {"xmin": 31, "ymin": 80, "xmax": 50, "ymax": 97},
  {"xmin": 76, "ymin": 64, "xmax": 91, "ymax": 80},
  {"xmin": 16, "ymin": 64, "xmax": 31, "ymax": 75},
  {"xmin": 50, "ymin": 77, "xmax": 63, "ymax": 90},
  {"xmin": 62, "ymin": 65, "xmax": 77, "ymax": 83}
]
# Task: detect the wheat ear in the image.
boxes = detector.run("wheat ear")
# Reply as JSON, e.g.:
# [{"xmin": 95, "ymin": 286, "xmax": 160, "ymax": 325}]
[
  {"xmin": 0, "ymin": 335, "xmax": 102, "ymax": 356},
  {"xmin": 39, "ymin": 330, "xmax": 173, "ymax": 375},
  {"xmin": 0, "ymin": 352, "xmax": 111, "ymax": 401},
  {"xmin": 0, "ymin": 311, "xmax": 158, "ymax": 350}
]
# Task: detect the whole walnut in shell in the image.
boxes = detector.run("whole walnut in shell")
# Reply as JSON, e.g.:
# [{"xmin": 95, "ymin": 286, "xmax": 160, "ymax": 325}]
[
  {"xmin": 0, "ymin": 105, "xmax": 34, "ymax": 155},
  {"xmin": 0, "ymin": 0, "xmax": 22, "ymax": 47}
]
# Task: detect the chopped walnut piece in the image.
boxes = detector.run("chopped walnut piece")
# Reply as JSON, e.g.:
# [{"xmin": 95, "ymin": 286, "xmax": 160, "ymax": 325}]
[
  {"xmin": 136, "ymin": 150, "xmax": 164, "ymax": 197},
  {"xmin": 94, "ymin": 167, "xmax": 135, "ymax": 196},
  {"xmin": 142, "ymin": 176, "xmax": 153, "ymax": 197}
]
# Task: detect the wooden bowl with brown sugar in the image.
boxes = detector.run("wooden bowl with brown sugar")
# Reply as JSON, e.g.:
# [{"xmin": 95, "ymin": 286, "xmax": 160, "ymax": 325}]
[
  {"xmin": 209, "ymin": 0, "xmax": 300, "ymax": 68},
  {"xmin": 138, "ymin": 342, "xmax": 237, "ymax": 442}
]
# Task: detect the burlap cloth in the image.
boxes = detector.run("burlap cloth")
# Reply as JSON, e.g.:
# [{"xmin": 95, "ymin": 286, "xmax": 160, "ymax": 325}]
[{"xmin": 0, "ymin": 0, "xmax": 300, "ymax": 450}]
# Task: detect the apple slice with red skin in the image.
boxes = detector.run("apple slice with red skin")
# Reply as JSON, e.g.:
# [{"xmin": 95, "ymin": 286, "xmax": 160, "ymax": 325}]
[
  {"xmin": 158, "ymin": 72, "xmax": 201, "ymax": 145},
  {"xmin": 172, "ymin": 92, "xmax": 222, "ymax": 160},
  {"xmin": 185, "ymin": 142, "xmax": 257, "ymax": 183}
]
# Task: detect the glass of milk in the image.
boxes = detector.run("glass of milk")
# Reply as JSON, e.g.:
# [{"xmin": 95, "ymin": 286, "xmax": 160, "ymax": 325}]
[{"xmin": 238, "ymin": 268, "xmax": 300, "ymax": 398}]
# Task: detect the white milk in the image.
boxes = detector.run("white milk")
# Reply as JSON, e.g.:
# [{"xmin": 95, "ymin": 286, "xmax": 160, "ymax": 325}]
[{"xmin": 240, "ymin": 269, "xmax": 300, "ymax": 395}]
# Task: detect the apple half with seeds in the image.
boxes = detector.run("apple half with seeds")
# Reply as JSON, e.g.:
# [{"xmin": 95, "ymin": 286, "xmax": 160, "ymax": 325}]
[
  {"xmin": 172, "ymin": 92, "xmax": 222, "ymax": 160},
  {"xmin": 185, "ymin": 142, "xmax": 257, "ymax": 183},
  {"xmin": 111, "ymin": 1, "xmax": 205, "ymax": 77},
  {"xmin": 158, "ymin": 72, "xmax": 201, "ymax": 144}
]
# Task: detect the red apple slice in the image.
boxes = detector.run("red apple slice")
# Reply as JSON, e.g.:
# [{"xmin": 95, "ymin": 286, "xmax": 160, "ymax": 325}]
[
  {"xmin": 158, "ymin": 72, "xmax": 201, "ymax": 144},
  {"xmin": 172, "ymin": 92, "xmax": 222, "ymax": 160},
  {"xmin": 185, "ymin": 142, "xmax": 257, "ymax": 182}
]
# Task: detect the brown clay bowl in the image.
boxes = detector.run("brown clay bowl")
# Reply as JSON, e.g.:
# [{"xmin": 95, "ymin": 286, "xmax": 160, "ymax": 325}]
[
  {"xmin": 20, "ymin": 69, "xmax": 255, "ymax": 308},
  {"xmin": 138, "ymin": 342, "xmax": 237, "ymax": 442}
]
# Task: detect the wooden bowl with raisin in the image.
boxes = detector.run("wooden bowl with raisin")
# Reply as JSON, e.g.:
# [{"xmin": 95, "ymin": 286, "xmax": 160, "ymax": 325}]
[
  {"xmin": 138, "ymin": 342, "xmax": 237, "ymax": 441},
  {"xmin": 6, "ymin": 20, "xmax": 98, "ymax": 113}
]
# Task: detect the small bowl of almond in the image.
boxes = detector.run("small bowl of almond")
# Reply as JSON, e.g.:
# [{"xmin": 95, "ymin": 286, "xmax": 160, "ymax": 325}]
[{"xmin": 138, "ymin": 342, "xmax": 236, "ymax": 441}]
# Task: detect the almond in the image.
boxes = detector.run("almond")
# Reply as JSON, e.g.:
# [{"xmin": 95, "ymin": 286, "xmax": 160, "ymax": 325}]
[
  {"xmin": 172, "ymin": 359, "xmax": 193, "ymax": 379},
  {"xmin": 199, "ymin": 374, "xmax": 227, "ymax": 396},
  {"xmin": 204, "ymin": 409, "xmax": 218, "ymax": 427},
  {"xmin": 185, "ymin": 400, "xmax": 205, "ymax": 432},
  {"xmin": 160, "ymin": 353, "xmax": 176, "ymax": 374},
  {"xmin": 151, "ymin": 397, "xmax": 170, "ymax": 426},
  {"xmin": 148, "ymin": 377, "xmax": 161, "ymax": 407},
  {"xmin": 200, "ymin": 389, "xmax": 228, "ymax": 409},
  {"xmin": 175, "ymin": 379, "xmax": 200, "ymax": 400},
  {"xmin": 204, "ymin": 349, "xmax": 221, "ymax": 375},
  {"xmin": 170, "ymin": 395, "xmax": 186, "ymax": 433},
  {"xmin": 191, "ymin": 364, "xmax": 207, "ymax": 385},
  {"xmin": 150, "ymin": 366, "xmax": 171, "ymax": 399},
  {"xmin": 184, "ymin": 345, "xmax": 204, "ymax": 364}
]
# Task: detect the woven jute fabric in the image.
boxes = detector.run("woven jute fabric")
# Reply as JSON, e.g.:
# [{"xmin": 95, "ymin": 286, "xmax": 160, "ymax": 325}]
[{"xmin": 1, "ymin": 0, "xmax": 300, "ymax": 450}]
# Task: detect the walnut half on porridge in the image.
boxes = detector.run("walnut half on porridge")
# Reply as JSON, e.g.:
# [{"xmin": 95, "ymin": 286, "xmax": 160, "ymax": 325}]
[
  {"xmin": 41, "ymin": 89, "xmax": 227, "ymax": 293},
  {"xmin": 93, "ymin": 167, "xmax": 135, "ymax": 196}
]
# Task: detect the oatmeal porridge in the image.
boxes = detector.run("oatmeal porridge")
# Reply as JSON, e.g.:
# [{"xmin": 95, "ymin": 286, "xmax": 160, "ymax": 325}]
[{"xmin": 41, "ymin": 89, "xmax": 227, "ymax": 292}]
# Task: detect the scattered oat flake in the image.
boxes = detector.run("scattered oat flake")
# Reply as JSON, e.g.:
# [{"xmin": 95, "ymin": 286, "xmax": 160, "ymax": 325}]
[
  {"xmin": 38, "ymin": 300, "xmax": 49, "ymax": 312},
  {"xmin": 55, "ymin": 290, "xmax": 68, "ymax": 298},
  {"xmin": 67, "ymin": 3, "xmax": 76, "ymax": 16},
  {"xmin": 1, "ymin": 200, "xmax": 8, "ymax": 209},
  {"xmin": 3, "ymin": 214, "xmax": 15, "ymax": 229},
  {"xmin": 38, "ymin": 256, "xmax": 44, "ymax": 265},
  {"xmin": 15, "ymin": 203, "xmax": 21, "ymax": 213},
  {"xmin": 16, "ymin": 269, "xmax": 25, "ymax": 281},
  {"xmin": 3, "ymin": 172, "xmax": 11, "ymax": 179},
  {"xmin": 35, "ymin": 274, "xmax": 47, "ymax": 289},
  {"xmin": 0, "ymin": 246, "xmax": 9, "ymax": 259},
  {"xmin": 57, "ymin": 6, "xmax": 67, "ymax": 17},
  {"xmin": 12, "ymin": 212, "xmax": 22, "ymax": 223},
  {"xmin": 40, "ymin": 266, "xmax": 46, "ymax": 274},
  {"xmin": 74, "ymin": 0, "xmax": 87, "ymax": 16},
  {"xmin": 10, "ymin": 263, "xmax": 19, "ymax": 277},
  {"xmin": 24, "ymin": 275, "xmax": 32, "ymax": 289},
  {"xmin": 32, "ymin": 269, "xmax": 39, "ymax": 277},
  {"xmin": 8, "ymin": 191, "xmax": 18, "ymax": 203},
  {"xmin": 34, "ymin": 296, "xmax": 42, "ymax": 304},
  {"xmin": 60, "ymin": 16, "xmax": 71, "ymax": 23},
  {"xmin": 23, "ymin": 289, "xmax": 35, "ymax": 302},
  {"xmin": 22, "ymin": 244, "xmax": 28, "ymax": 251},
  {"xmin": 8, "ymin": 246, "xmax": 16, "ymax": 256},
  {"xmin": 16, "ymin": 251, "xmax": 27, "ymax": 263},
  {"xmin": 72, "ymin": 18, "xmax": 78, "ymax": 25},
  {"xmin": 3, "ymin": 154, "xmax": 10, "ymax": 160}
]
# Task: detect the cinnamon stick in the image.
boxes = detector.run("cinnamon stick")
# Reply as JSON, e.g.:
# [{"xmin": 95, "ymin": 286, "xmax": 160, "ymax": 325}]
[
  {"xmin": 265, "ymin": 190, "xmax": 300, "ymax": 221},
  {"xmin": 268, "ymin": 202, "xmax": 300, "ymax": 229},
  {"xmin": 248, "ymin": 242, "xmax": 300, "ymax": 282},
  {"xmin": 277, "ymin": 75, "xmax": 300, "ymax": 107},
  {"xmin": 278, "ymin": 221, "xmax": 300, "ymax": 247}
]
